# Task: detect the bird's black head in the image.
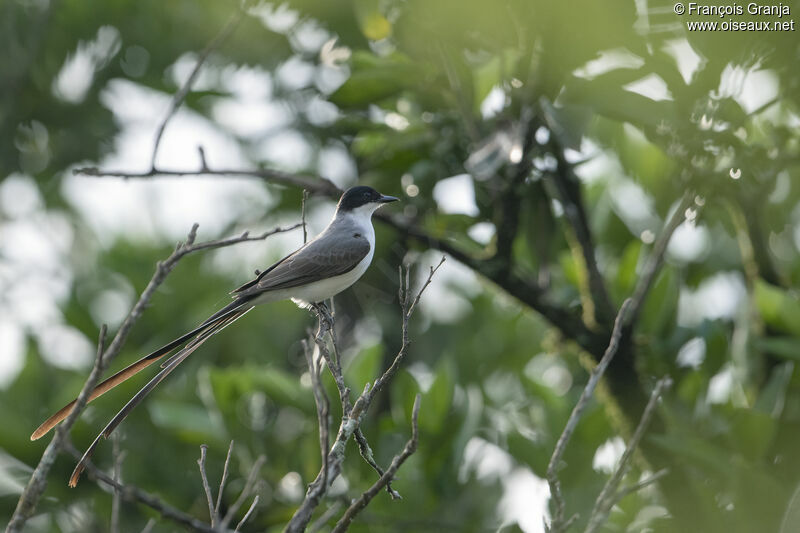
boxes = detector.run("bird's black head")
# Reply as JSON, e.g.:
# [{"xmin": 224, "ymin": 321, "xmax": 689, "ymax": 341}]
[{"xmin": 337, "ymin": 186, "xmax": 398, "ymax": 212}]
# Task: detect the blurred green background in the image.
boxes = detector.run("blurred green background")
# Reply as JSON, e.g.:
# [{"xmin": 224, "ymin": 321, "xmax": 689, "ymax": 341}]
[{"xmin": 2, "ymin": 0, "xmax": 800, "ymax": 531}]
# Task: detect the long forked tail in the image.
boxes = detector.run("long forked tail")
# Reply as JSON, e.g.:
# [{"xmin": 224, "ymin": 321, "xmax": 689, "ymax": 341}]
[
  {"xmin": 63, "ymin": 306, "xmax": 253, "ymax": 487},
  {"xmin": 30, "ymin": 302, "xmax": 251, "ymax": 442}
]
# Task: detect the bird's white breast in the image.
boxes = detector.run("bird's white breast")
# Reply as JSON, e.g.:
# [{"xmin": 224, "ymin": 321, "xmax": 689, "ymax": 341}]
[{"xmin": 260, "ymin": 208, "xmax": 377, "ymax": 307}]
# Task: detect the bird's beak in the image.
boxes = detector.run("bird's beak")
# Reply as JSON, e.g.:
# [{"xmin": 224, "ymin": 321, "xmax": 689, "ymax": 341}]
[{"xmin": 379, "ymin": 194, "xmax": 399, "ymax": 203}]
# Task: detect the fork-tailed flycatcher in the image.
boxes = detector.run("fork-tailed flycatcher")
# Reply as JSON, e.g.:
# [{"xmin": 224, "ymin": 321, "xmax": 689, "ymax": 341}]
[{"xmin": 31, "ymin": 185, "xmax": 398, "ymax": 486}]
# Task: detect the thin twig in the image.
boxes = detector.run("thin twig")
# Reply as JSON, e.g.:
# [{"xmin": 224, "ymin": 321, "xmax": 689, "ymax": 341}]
[
  {"xmin": 308, "ymin": 501, "xmax": 344, "ymax": 533},
  {"xmin": 180, "ymin": 223, "xmax": 303, "ymax": 255},
  {"xmin": 235, "ymin": 495, "xmax": 260, "ymax": 532},
  {"xmin": 585, "ymin": 377, "xmax": 672, "ymax": 533},
  {"xmin": 310, "ymin": 304, "xmax": 350, "ymax": 413},
  {"xmin": 74, "ymin": 165, "xmax": 340, "ymax": 197},
  {"xmin": 284, "ymin": 259, "xmax": 444, "ymax": 533},
  {"xmin": 627, "ymin": 191, "xmax": 694, "ymax": 324},
  {"xmin": 198, "ymin": 444, "xmax": 217, "ymax": 527},
  {"xmin": 545, "ymin": 143, "xmax": 614, "ymax": 326},
  {"xmin": 220, "ymin": 455, "xmax": 266, "ymax": 530},
  {"xmin": 6, "ymin": 326, "xmax": 108, "ymax": 533},
  {"xmin": 62, "ymin": 441, "xmax": 217, "ymax": 533},
  {"xmin": 215, "ymin": 440, "xmax": 235, "ymax": 519},
  {"xmin": 331, "ymin": 394, "xmax": 422, "ymax": 533},
  {"xmin": 140, "ymin": 518, "xmax": 157, "ymax": 533},
  {"xmin": 150, "ymin": 11, "xmax": 244, "ymax": 169},
  {"xmin": 354, "ymin": 429, "xmax": 401, "ymax": 499},
  {"xmin": 111, "ymin": 433, "xmax": 126, "ymax": 533},
  {"xmin": 304, "ymin": 337, "xmax": 331, "ymax": 497},
  {"xmin": 546, "ymin": 299, "xmax": 633, "ymax": 533},
  {"xmin": 613, "ymin": 468, "xmax": 669, "ymax": 504},
  {"xmin": 354, "ymin": 258, "xmax": 445, "ymax": 412}
]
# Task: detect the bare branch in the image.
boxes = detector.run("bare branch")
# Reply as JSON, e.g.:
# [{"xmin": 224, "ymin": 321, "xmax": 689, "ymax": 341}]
[
  {"xmin": 220, "ymin": 455, "xmax": 266, "ymax": 530},
  {"xmin": 215, "ymin": 440, "xmax": 235, "ymax": 519},
  {"xmin": 111, "ymin": 433, "xmax": 126, "ymax": 533},
  {"xmin": 62, "ymin": 441, "xmax": 217, "ymax": 533},
  {"xmin": 150, "ymin": 10, "xmax": 244, "ymax": 169},
  {"xmin": 545, "ymin": 146, "xmax": 614, "ymax": 326},
  {"xmin": 308, "ymin": 501, "xmax": 344, "ymax": 533},
  {"xmin": 140, "ymin": 518, "xmax": 157, "ymax": 533},
  {"xmin": 546, "ymin": 299, "xmax": 633, "ymax": 533},
  {"xmin": 310, "ymin": 304, "xmax": 350, "ymax": 413},
  {"xmin": 354, "ymin": 429, "xmax": 401, "ymax": 499},
  {"xmin": 285, "ymin": 259, "xmax": 443, "ymax": 533},
  {"xmin": 235, "ymin": 495, "xmax": 260, "ymax": 532},
  {"xmin": 73, "ymin": 165, "xmax": 341, "ymax": 197},
  {"xmin": 198, "ymin": 444, "xmax": 217, "ymax": 527},
  {"xmin": 179, "ymin": 223, "xmax": 303, "ymax": 255},
  {"xmin": 331, "ymin": 394, "xmax": 422, "ymax": 533},
  {"xmin": 406, "ymin": 257, "xmax": 446, "ymax": 318},
  {"xmin": 355, "ymin": 257, "xmax": 445, "ymax": 411},
  {"xmin": 304, "ymin": 337, "xmax": 331, "ymax": 496},
  {"xmin": 6, "ymin": 326, "xmax": 108, "ymax": 533},
  {"xmin": 585, "ymin": 377, "xmax": 672, "ymax": 533},
  {"xmin": 627, "ymin": 191, "xmax": 694, "ymax": 324},
  {"xmin": 614, "ymin": 468, "xmax": 669, "ymax": 504}
]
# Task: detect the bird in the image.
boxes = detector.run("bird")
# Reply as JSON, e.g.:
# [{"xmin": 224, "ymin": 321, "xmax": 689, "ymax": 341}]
[{"xmin": 30, "ymin": 185, "xmax": 398, "ymax": 486}]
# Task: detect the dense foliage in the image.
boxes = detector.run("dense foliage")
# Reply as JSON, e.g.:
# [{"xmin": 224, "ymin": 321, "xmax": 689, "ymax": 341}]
[{"xmin": 2, "ymin": 0, "xmax": 800, "ymax": 531}]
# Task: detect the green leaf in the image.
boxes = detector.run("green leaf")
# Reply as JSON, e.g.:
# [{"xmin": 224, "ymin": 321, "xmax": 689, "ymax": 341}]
[
  {"xmin": 209, "ymin": 366, "xmax": 313, "ymax": 413},
  {"xmin": 330, "ymin": 51, "xmax": 418, "ymax": 108},
  {"xmin": 755, "ymin": 337, "xmax": 800, "ymax": 362},
  {"xmin": 728, "ymin": 408, "xmax": 776, "ymax": 462}
]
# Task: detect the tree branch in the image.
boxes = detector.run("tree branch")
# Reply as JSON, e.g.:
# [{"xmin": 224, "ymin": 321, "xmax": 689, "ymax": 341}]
[
  {"xmin": 111, "ymin": 433, "xmax": 126, "ymax": 533},
  {"xmin": 220, "ymin": 453, "xmax": 265, "ymax": 531},
  {"xmin": 197, "ymin": 445, "xmax": 217, "ymax": 527},
  {"xmin": 585, "ymin": 377, "xmax": 672, "ymax": 533},
  {"xmin": 73, "ymin": 166, "xmax": 340, "ymax": 197},
  {"xmin": 627, "ymin": 191, "xmax": 694, "ymax": 325},
  {"xmin": 215, "ymin": 440, "xmax": 235, "ymax": 521},
  {"xmin": 150, "ymin": 9, "xmax": 244, "ymax": 169},
  {"xmin": 62, "ymin": 441, "xmax": 218, "ymax": 533},
  {"xmin": 284, "ymin": 258, "xmax": 444, "ymax": 533},
  {"xmin": 6, "ymin": 326, "xmax": 108, "ymax": 533},
  {"xmin": 331, "ymin": 394, "xmax": 422, "ymax": 533},
  {"xmin": 546, "ymin": 299, "xmax": 633, "ymax": 533},
  {"xmin": 546, "ymin": 146, "xmax": 614, "ymax": 327}
]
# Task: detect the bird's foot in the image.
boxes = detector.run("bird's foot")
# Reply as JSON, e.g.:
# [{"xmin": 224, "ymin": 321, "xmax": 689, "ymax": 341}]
[{"xmin": 312, "ymin": 302, "xmax": 335, "ymax": 331}]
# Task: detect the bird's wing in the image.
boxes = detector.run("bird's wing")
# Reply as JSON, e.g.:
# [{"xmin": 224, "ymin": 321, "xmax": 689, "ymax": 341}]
[{"xmin": 236, "ymin": 232, "xmax": 371, "ymax": 296}]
